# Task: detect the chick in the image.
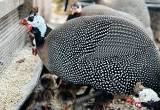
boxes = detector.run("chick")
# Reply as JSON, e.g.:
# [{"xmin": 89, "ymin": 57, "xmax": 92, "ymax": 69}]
[
  {"xmin": 58, "ymin": 90, "xmax": 75, "ymax": 110},
  {"xmin": 56, "ymin": 78, "xmax": 94, "ymax": 110},
  {"xmin": 34, "ymin": 89, "xmax": 54, "ymax": 102},
  {"xmin": 40, "ymin": 74, "xmax": 57, "ymax": 90},
  {"xmin": 57, "ymin": 81, "xmax": 79, "ymax": 110},
  {"xmin": 93, "ymin": 91, "xmax": 114, "ymax": 110},
  {"xmin": 27, "ymin": 102, "xmax": 54, "ymax": 110},
  {"xmin": 27, "ymin": 74, "xmax": 57, "ymax": 110}
]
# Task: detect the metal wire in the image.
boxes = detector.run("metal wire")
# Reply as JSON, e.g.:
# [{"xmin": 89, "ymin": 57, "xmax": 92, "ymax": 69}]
[{"xmin": 0, "ymin": 9, "xmax": 27, "ymax": 74}]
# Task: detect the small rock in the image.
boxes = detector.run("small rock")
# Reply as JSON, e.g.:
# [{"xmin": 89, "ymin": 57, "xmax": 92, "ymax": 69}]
[{"xmin": 16, "ymin": 58, "xmax": 25, "ymax": 63}]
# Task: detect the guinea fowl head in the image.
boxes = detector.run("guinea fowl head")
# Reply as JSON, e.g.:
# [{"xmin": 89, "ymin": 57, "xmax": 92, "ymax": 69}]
[
  {"xmin": 138, "ymin": 88, "xmax": 160, "ymax": 103},
  {"xmin": 26, "ymin": 12, "xmax": 47, "ymax": 48},
  {"xmin": 40, "ymin": 74, "xmax": 55, "ymax": 89}
]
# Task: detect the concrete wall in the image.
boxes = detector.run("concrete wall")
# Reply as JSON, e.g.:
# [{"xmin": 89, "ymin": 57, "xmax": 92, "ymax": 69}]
[
  {"xmin": 0, "ymin": 0, "xmax": 24, "ymax": 18},
  {"xmin": 146, "ymin": 0, "xmax": 160, "ymax": 3},
  {"xmin": 32, "ymin": 0, "xmax": 52, "ymax": 22}
]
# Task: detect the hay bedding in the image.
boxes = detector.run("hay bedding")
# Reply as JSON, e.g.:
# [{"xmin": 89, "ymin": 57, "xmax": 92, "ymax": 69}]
[{"xmin": 0, "ymin": 45, "xmax": 42, "ymax": 110}]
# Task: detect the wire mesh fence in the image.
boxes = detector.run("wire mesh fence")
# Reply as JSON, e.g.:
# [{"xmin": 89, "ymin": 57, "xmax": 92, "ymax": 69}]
[{"xmin": 0, "ymin": 9, "xmax": 27, "ymax": 74}]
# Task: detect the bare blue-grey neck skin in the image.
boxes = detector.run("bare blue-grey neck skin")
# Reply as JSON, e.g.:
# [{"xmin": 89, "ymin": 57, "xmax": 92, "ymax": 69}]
[{"xmin": 46, "ymin": 15, "xmax": 160, "ymax": 95}]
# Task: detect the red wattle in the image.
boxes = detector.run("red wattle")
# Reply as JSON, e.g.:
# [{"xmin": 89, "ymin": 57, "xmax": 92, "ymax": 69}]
[
  {"xmin": 20, "ymin": 19, "xmax": 28, "ymax": 25},
  {"xmin": 27, "ymin": 24, "xmax": 32, "ymax": 31}
]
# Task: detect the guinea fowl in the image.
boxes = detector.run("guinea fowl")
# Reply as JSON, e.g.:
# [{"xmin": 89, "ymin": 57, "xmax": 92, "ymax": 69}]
[
  {"xmin": 27, "ymin": 15, "xmax": 160, "ymax": 99},
  {"xmin": 96, "ymin": 0, "xmax": 154, "ymax": 42},
  {"xmin": 68, "ymin": 4, "xmax": 152, "ymax": 38},
  {"xmin": 65, "ymin": 0, "xmax": 151, "ymax": 28},
  {"xmin": 55, "ymin": 77, "xmax": 93, "ymax": 109},
  {"xmin": 95, "ymin": 0, "xmax": 151, "ymax": 28},
  {"xmin": 40, "ymin": 74, "xmax": 56, "ymax": 90},
  {"xmin": 65, "ymin": 0, "xmax": 154, "ymax": 41}
]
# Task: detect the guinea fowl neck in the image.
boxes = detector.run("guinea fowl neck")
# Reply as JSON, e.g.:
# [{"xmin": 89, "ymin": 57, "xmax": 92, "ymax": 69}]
[
  {"xmin": 35, "ymin": 35, "xmax": 49, "ymax": 69},
  {"xmin": 34, "ymin": 34, "xmax": 45, "ymax": 48}
]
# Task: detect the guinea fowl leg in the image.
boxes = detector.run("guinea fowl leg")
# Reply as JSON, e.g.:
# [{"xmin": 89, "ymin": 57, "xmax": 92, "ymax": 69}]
[
  {"xmin": 32, "ymin": 48, "xmax": 38, "ymax": 56},
  {"xmin": 28, "ymin": 31, "xmax": 35, "ymax": 46}
]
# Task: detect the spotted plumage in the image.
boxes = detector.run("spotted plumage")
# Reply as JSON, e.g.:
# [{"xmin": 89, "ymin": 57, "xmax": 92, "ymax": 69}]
[{"xmin": 47, "ymin": 16, "xmax": 160, "ymax": 95}]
